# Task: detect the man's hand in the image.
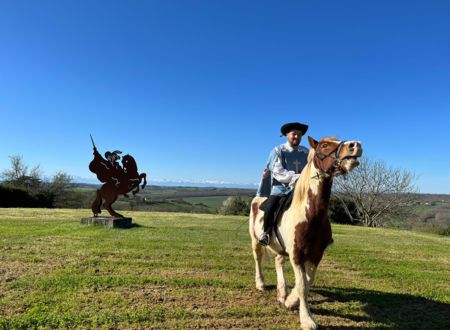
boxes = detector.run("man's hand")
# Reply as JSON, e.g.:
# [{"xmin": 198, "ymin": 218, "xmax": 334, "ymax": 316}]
[{"xmin": 289, "ymin": 174, "xmax": 301, "ymax": 187}]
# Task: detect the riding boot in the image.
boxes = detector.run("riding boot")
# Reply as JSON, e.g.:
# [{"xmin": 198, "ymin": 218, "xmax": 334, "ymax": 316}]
[{"xmin": 259, "ymin": 195, "xmax": 282, "ymax": 246}]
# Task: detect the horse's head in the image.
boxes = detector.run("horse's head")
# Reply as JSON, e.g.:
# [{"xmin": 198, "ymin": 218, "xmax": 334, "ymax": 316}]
[
  {"xmin": 308, "ymin": 136, "xmax": 363, "ymax": 177},
  {"xmin": 121, "ymin": 154, "xmax": 137, "ymax": 173}
]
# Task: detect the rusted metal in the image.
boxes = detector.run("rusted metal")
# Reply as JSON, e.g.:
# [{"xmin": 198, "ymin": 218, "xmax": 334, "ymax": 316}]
[{"xmin": 88, "ymin": 135, "xmax": 147, "ymax": 217}]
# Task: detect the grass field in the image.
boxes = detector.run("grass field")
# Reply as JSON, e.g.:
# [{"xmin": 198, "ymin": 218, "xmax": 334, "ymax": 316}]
[
  {"xmin": 182, "ymin": 196, "xmax": 230, "ymax": 210},
  {"xmin": 0, "ymin": 208, "xmax": 449, "ymax": 329}
]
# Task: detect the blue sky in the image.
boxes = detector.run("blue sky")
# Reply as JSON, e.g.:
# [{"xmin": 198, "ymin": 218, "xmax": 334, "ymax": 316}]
[{"xmin": 1, "ymin": 1, "xmax": 449, "ymax": 193}]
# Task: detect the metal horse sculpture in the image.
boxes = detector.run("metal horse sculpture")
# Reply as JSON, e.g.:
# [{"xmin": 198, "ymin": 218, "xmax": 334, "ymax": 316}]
[
  {"xmin": 88, "ymin": 136, "xmax": 147, "ymax": 218},
  {"xmin": 249, "ymin": 136, "xmax": 362, "ymax": 330}
]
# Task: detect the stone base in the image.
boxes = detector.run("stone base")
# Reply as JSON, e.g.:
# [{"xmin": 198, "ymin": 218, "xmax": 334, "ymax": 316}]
[{"xmin": 81, "ymin": 217, "xmax": 132, "ymax": 228}]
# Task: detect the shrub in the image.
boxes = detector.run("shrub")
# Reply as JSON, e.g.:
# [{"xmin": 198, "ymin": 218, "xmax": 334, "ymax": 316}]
[
  {"xmin": 329, "ymin": 196, "xmax": 358, "ymax": 224},
  {"xmin": 218, "ymin": 196, "xmax": 251, "ymax": 216}
]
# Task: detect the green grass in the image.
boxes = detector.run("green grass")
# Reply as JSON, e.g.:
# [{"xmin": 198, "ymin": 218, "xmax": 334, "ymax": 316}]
[
  {"xmin": 182, "ymin": 195, "xmax": 230, "ymax": 209},
  {"xmin": 0, "ymin": 209, "xmax": 449, "ymax": 329}
]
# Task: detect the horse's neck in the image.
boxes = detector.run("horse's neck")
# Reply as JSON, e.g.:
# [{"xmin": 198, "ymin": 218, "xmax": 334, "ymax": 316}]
[
  {"xmin": 125, "ymin": 163, "xmax": 137, "ymax": 175},
  {"xmin": 307, "ymin": 162, "xmax": 333, "ymax": 207},
  {"xmin": 289, "ymin": 161, "xmax": 333, "ymax": 222},
  {"xmin": 305, "ymin": 163, "xmax": 333, "ymax": 218}
]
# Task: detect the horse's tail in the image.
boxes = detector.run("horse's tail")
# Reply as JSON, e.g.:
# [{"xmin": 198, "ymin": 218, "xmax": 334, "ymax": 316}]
[{"xmin": 249, "ymin": 197, "xmax": 259, "ymax": 240}]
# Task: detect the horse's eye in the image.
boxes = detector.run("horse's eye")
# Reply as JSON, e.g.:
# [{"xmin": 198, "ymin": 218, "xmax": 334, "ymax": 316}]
[{"xmin": 322, "ymin": 143, "xmax": 328, "ymax": 148}]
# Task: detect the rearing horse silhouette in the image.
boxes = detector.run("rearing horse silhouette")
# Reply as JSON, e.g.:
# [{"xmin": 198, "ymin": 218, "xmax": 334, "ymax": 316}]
[{"xmin": 89, "ymin": 141, "xmax": 147, "ymax": 218}]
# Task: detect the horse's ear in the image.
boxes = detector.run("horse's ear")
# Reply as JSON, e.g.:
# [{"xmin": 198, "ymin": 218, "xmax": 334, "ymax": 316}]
[{"xmin": 308, "ymin": 136, "xmax": 318, "ymax": 149}]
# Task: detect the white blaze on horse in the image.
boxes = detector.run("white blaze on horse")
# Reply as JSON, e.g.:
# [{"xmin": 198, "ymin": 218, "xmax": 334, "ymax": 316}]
[{"xmin": 249, "ymin": 136, "xmax": 362, "ymax": 330}]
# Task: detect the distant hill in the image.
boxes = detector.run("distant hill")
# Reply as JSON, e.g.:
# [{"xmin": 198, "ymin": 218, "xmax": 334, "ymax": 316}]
[
  {"xmin": 71, "ymin": 183, "xmax": 255, "ymax": 214},
  {"xmin": 72, "ymin": 176, "xmax": 258, "ymax": 189},
  {"xmin": 411, "ymin": 193, "xmax": 450, "ymax": 203},
  {"xmin": 73, "ymin": 183, "xmax": 255, "ymax": 197}
]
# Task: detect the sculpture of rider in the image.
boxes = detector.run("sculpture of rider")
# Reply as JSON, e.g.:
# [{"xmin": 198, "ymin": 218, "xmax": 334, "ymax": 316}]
[
  {"xmin": 104, "ymin": 150, "xmax": 122, "ymax": 186},
  {"xmin": 256, "ymin": 122, "xmax": 309, "ymax": 246}
]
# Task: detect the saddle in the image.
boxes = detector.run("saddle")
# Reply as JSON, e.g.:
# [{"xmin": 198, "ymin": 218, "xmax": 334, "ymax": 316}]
[
  {"xmin": 259, "ymin": 189, "xmax": 295, "ymax": 226},
  {"xmin": 259, "ymin": 190, "xmax": 295, "ymax": 253}
]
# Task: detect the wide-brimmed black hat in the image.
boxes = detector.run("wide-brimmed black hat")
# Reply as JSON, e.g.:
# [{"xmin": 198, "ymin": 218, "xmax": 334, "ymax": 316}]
[
  {"xmin": 280, "ymin": 122, "xmax": 308, "ymax": 136},
  {"xmin": 105, "ymin": 150, "xmax": 122, "ymax": 160}
]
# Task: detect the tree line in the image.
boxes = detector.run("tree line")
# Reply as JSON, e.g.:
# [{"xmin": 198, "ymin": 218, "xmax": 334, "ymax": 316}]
[
  {"xmin": 1, "ymin": 154, "xmax": 425, "ymax": 231},
  {"xmin": 0, "ymin": 155, "xmax": 77, "ymax": 208}
]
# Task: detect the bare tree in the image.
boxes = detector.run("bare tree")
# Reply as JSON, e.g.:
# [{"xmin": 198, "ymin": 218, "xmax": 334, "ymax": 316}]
[
  {"xmin": 1, "ymin": 155, "xmax": 28, "ymax": 180},
  {"xmin": 1, "ymin": 155, "xmax": 42, "ymax": 192},
  {"xmin": 333, "ymin": 157, "xmax": 418, "ymax": 227},
  {"xmin": 1, "ymin": 155, "xmax": 73, "ymax": 208}
]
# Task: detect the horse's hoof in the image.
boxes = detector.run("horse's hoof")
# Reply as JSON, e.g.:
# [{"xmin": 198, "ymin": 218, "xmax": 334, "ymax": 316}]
[
  {"xmin": 256, "ymin": 284, "xmax": 265, "ymax": 292},
  {"xmin": 285, "ymin": 298, "xmax": 299, "ymax": 310},
  {"xmin": 277, "ymin": 296, "xmax": 286, "ymax": 304},
  {"xmin": 277, "ymin": 289, "xmax": 287, "ymax": 304},
  {"xmin": 301, "ymin": 319, "xmax": 318, "ymax": 330}
]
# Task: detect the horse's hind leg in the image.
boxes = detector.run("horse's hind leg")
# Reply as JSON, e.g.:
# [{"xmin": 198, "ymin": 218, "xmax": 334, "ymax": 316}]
[
  {"xmin": 252, "ymin": 241, "xmax": 265, "ymax": 291},
  {"xmin": 91, "ymin": 189, "xmax": 102, "ymax": 217},
  {"xmin": 103, "ymin": 196, "xmax": 123, "ymax": 218},
  {"xmin": 275, "ymin": 254, "xmax": 287, "ymax": 303}
]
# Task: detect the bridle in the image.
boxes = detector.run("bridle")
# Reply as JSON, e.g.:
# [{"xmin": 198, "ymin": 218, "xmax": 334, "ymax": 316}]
[{"xmin": 312, "ymin": 141, "xmax": 346, "ymax": 179}]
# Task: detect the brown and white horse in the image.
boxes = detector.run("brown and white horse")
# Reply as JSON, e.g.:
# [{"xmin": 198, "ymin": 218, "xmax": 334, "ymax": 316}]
[{"xmin": 249, "ymin": 136, "xmax": 362, "ymax": 329}]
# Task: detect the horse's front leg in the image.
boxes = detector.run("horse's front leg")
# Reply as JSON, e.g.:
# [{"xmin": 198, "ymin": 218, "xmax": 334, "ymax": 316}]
[
  {"xmin": 275, "ymin": 254, "xmax": 287, "ymax": 303},
  {"xmin": 290, "ymin": 258, "xmax": 317, "ymax": 330},
  {"xmin": 252, "ymin": 241, "xmax": 265, "ymax": 291},
  {"xmin": 132, "ymin": 183, "xmax": 140, "ymax": 195},
  {"xmin": 284, "ymin": 286, "xmax": 299, "ymax": 310},
  {"xmin": 284, "ymin": 255, "xmax": 299, "ymax": 310},
  {"xmin": 140, "ymin": 173, "xmax": 147, "ymax": 190},
  {"xmin": 305, "ymin": 261, "xmax": 318, "ymax": 287}
]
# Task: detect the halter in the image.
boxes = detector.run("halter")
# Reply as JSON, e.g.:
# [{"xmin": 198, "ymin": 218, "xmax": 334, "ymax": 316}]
[{"xmin": 312, "ymin": 141, "xmax": 346, "ymax": 179}]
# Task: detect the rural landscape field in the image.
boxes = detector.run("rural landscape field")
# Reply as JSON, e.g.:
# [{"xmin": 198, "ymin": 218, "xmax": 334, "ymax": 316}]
[{"xmin": 1, "ymin": 208, "xmax": 448, "ymax": 329}]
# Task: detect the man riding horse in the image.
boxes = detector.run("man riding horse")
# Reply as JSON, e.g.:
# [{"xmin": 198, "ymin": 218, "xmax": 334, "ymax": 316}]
[
  {"xmin": 88, "ymin": 136, "xmax": 147, "ymax": 217},
  {"xmin": 250, "ymin": 132, "xmax": 363, "ymax": 329},
  {"xmin": 256, "ymin": 122, "xmax": 309, "ymax": 246}
]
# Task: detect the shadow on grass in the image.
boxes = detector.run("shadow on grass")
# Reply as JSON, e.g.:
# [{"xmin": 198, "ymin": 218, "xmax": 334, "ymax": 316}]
[
  {"xmin": 312, "ymin": 287, "xmax": 450, "ymax": 330},
  {"xmin": 264, "ymin": 284, "xmax": 277, "ymax": 291},
  {"xmin": 116, "ymin": 223, "xmax": 158, "ymax": 229},
  {"xmin": 129, "ymin": 223, "xmax": 161, "ymax": 230}
]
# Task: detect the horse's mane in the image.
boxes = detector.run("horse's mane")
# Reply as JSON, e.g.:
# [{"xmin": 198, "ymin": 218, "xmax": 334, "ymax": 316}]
[
  {"xmin": 291, "ymin": 137, "xmax": 338, "ymax": 208},
  {"xmin": 291, "ymin": 149, "xmax": 315, "ymax": 208}
]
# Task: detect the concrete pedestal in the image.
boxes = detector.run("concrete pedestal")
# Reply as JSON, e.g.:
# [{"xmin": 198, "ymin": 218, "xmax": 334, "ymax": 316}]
[{"xmin": 81, "ymin": 217, "xmax": 132, "ymax": 228}]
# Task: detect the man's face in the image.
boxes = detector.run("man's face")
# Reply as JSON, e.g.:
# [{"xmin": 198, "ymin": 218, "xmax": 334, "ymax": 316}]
[{"xmin": 287, "ymin": 130, "xmax": 302, "ymax": 147}]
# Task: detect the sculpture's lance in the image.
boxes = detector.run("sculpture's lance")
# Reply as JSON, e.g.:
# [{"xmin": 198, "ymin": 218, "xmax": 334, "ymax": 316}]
[{"xmin": 90, "ymin": 134, "xmax": 97, "ymax": 151}]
